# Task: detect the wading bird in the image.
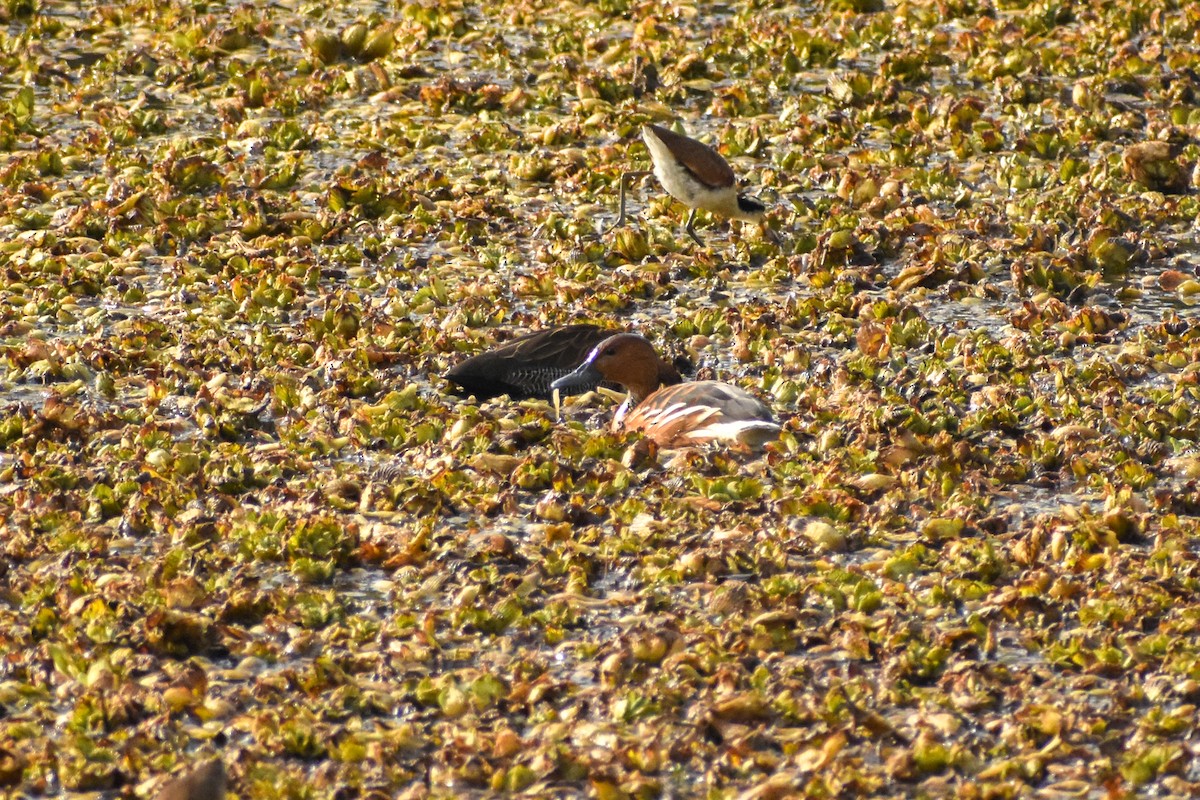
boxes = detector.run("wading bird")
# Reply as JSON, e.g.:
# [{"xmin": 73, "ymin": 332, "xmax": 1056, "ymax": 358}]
[{"xmin": 611, "ymin": 123, "xmax": 770, "ymax": 245}]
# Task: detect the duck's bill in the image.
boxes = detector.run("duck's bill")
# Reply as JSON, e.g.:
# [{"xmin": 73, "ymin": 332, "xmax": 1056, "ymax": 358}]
[{"xmin": 551, "ymin": 362, "xmax": 603, "ymax": 393}]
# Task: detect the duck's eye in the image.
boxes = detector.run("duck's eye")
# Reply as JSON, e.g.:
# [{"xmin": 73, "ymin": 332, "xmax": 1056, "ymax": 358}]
[{"xmin": 603, "ymin": 347, "xmax": 618, "ymax": 356}]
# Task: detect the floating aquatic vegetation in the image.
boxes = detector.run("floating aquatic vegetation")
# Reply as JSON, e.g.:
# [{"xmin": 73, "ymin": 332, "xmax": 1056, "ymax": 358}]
[{"xmin": 2, "ymin": 0, "xmax": 1200, "ymax": 798}]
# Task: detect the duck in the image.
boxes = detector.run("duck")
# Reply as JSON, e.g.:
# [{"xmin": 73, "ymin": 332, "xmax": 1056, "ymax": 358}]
[
  {"xmin": 611, "ymin": 123, "xmax": 769, "ymax": 245},
  {"xmin": 154, "ymin": 758, "xmax": 226, "ymax": 800},
  {"xmin": 444, "ymin": 324, "xmax": 615, "ymax": 400},
  {"xmin": 551, "ymin": 333, "xmax": 781, "ymax": 449}
]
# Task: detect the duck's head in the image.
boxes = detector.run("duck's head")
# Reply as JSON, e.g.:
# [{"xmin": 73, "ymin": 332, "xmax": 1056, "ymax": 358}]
[{"xmin": 551, "ymin": 333, "xmax": 681, "ymax": 403}]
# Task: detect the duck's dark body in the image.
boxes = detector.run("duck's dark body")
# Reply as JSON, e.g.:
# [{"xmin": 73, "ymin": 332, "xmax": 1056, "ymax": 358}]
[
  {"xmin": 155, "ymin": 758, "xmax": 226, "ymax": 800},
  {"xmin": 444, "ymin": 324, "xmax": 614, "ymax": 400}
]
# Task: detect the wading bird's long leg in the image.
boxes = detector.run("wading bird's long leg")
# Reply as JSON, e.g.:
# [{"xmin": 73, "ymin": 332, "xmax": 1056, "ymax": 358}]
[
  {"xmin": 763, "ymin": 222, "xmax": 782, "ymax": 246},
  {"xmin": 605, "ymin": 170, "xmax": 653, "ymax": 234},
  {"xmin": 684, "ymin": 208, "xmax": 703, "ymax": 246}
]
